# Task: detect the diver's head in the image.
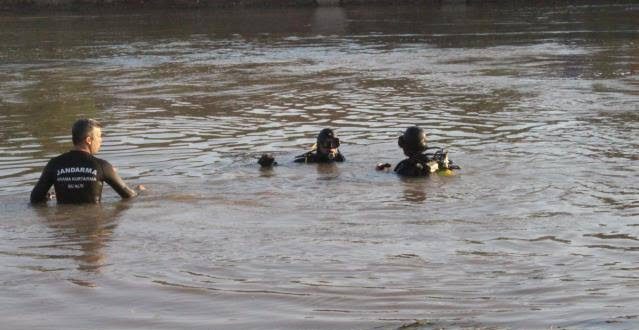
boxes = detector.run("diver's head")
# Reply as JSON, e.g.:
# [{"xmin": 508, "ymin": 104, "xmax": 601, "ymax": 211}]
[
  {"xmin": 258, "ymin": 153, "xmax": 277, "ymax": 167},
  {"xmin": 398, "ymin": 126, "xmax": 427, "ymax": 157},
  {"xmin": 316, "ymin": 128, "xmax": 340, "ymax": 158}
]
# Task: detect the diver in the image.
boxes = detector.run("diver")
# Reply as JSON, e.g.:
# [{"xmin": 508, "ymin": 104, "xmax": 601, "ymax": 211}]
[
  {"xmin": 392, "ymin": 125, "xmax": 459, "ymax": 177},
  {"xmin": 30, "ymin": 118, "xmax": 145, "ymax": 204},
  {"xmin": 294, "ymin": 128, "xmax": 345, "ymax": 163}
]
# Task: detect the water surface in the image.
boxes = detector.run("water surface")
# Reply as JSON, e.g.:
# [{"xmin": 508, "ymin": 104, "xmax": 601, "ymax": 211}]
[{"xmin": 1, "ymin": 3, "xmax": 638, "ymax": 329}]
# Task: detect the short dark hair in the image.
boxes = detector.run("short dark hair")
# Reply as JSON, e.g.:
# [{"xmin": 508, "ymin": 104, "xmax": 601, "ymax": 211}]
[{"xmin": 72, "ymin": 119, "xmax": 102, "ymax": 145}]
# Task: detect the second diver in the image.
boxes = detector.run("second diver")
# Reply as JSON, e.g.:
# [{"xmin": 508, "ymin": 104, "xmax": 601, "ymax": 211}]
[{"xmin": 294, "ymin": 128, "xmax": 345, "ymax": 164}]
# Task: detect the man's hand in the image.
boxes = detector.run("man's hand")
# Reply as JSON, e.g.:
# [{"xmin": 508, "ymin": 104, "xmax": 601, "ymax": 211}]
[{"xmin": 376, "ymin": 163, "xmax": 391, "ymax": 171}]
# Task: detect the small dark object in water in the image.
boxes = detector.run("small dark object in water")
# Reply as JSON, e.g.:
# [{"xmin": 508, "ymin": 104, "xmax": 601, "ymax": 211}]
[
  {"xmin": 376, "ymin": 162, "xmax": 391, "ymax": 171},
  {"xmin": 258, "ymin": 154, "xmax": 277, "ymax": 167}
]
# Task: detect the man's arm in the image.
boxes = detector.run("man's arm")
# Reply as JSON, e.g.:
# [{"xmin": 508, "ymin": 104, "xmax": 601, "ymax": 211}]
[
  {"xmin": 101, "ymin": 161, "xmax": 138, "ymax": 199},
  {"xmin": 30, "ymin": 161, "xmax": 54, "ymax": 204}
]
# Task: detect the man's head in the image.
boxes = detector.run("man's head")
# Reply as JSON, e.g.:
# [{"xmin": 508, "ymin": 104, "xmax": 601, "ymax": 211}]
[
  {"xmin": 398, "ymin": 126, "xmax": 427, "ymax": 157},
  {"xmin": 72, "ymin": 119, "xmax": 103, "ymax": 154},
  {"xmin": 316, "ymin": 128, "xmax": 340, "ymax": 158}
]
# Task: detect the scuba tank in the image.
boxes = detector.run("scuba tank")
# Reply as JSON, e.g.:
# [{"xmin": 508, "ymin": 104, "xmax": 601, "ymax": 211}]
[
  {"xmin": 403, "ymin": 147, "xmax": 460, "ymax": 175},
  {"xmin": 423, "ymin": 147, "xmax": 461, "ymax": 175}
]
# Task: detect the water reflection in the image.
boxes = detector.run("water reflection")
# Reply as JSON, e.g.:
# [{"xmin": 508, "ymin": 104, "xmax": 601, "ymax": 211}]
[
  {"xmin": 311, "ymin": 7, "xmax": 347, "ymax": 35},
  {"xmin": 32, "ymin": 202, "xmax": 129, "ymax": 273},
  {"xmin": 258, "ymin": 165, "xmax": 276, "ymax": 178},
  {"xmin": 315, "ymin": 162, "xmax": 341, "ymax": 180},
  {"xmin": 400, "ymin": 177, "xmax": 428, "ymax": 203}
]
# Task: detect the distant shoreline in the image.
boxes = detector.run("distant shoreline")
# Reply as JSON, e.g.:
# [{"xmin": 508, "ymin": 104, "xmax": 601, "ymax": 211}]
[
  {"xmin": 0, "ymin": 0, "xmax": 430, "ymax": 12},
  {"xmin": 1, "ymin": 0, "xmax": 634, "ymax": 13}
]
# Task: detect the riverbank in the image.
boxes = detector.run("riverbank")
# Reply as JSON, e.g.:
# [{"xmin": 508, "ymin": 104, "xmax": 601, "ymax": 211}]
[
  {"xmin": 0, "ymin": 0, "xmax": 441, "ymax": 12},
  {"xmin": 2, "ymin": 0, "xmax": 634, "ymax": 13}
]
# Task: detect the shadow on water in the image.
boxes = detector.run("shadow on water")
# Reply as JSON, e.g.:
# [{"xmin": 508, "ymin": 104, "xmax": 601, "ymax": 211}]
[
  {"xmin": 30, "ymin": 202, "xmax": 130, "ymax": 275},
  {"xmin": 315, "ymin": 162, "xmax": 340, "ymax": 180},
  {"xmin": 399, "ymin": 176, "xmax": 428, "ymax": 204}
]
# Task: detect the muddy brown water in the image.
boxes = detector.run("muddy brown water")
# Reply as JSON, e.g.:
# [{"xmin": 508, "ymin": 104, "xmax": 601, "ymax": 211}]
[{"xmin": 1, "ymin": 3, "xmax": 638, "ymax": 329}]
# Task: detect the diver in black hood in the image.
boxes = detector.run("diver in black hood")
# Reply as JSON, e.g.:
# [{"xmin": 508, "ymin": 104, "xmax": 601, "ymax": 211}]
[
  {"xmin": 294, "ymin": 128, "xmax": 345, "ymax": 163},
  {"xmin": 393, "ymin": 126, "xmax": 459, "ymax": 176}
]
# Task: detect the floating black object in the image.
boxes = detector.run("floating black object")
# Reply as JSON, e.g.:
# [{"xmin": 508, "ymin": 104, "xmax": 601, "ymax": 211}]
[{"xmin": 258, "ymin": 154, "xmax": 277, "ymax": 167}]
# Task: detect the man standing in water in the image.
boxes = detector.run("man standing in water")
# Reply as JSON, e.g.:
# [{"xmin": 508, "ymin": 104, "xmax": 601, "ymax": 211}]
[{"xmin": 30, "ymin": 119, "xmax": 143, "ymax": 204}]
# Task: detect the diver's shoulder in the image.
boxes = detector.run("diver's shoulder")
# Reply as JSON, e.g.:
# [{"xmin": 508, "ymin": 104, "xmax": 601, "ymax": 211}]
[
  {"xmin": 394, "ymin": 158, "xmax": 423, "ymax": 177},
  {"xmin": 393, "ymin": 158, "xmax": 411, "ymax": 170},
  {"xmin": 294, "ymin": 153, "xmax": 311, "ymax": 163},
  {"xmin": 294, "ymin": 151, "xmax": 319, "ymax": 163}
]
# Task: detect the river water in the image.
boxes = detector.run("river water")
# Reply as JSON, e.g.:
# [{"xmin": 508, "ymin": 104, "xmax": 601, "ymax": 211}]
[{"xmin": 1, "ymin": 3, "xmax": 638, "ymax": 329}]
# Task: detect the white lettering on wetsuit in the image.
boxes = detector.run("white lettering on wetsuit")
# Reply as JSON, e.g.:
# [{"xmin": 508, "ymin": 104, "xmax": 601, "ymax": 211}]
[
  {"xmin": 56, "ymin": 176, "xmax": 97, "ymax": 182},
  {"xmin": 56, "ymin": 167, "xmax": 98, "ymax": 189},
  {"xmin": 56, "ymin": 167, "xmax": 98, "ymax": 176}
]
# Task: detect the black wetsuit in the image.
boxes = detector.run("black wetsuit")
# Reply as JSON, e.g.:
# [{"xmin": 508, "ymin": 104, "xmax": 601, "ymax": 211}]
[
  {"xmin": 294, "ymin": 151, "xmax": 345, "ymax": 163},
  {"xmin": 394, "ymin": 154, "xmax": 433, "ymax": 177},
  {"xmin": 30, "ymin": 150, "xmax": 137, "ymax": 204}
]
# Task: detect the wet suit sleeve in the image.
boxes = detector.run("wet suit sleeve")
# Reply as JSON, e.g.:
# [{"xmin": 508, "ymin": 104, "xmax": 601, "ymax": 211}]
[
  {"xmin": 30, "ymin": 160, "xmax": 55, "ymax": 203},
  {"xmin": 294, "ymin": 151, "xmax": 313, "ymax": 163},
  {"xmin": 101, "ymin": 160, "xmax": 137, "ymax": 199}
]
